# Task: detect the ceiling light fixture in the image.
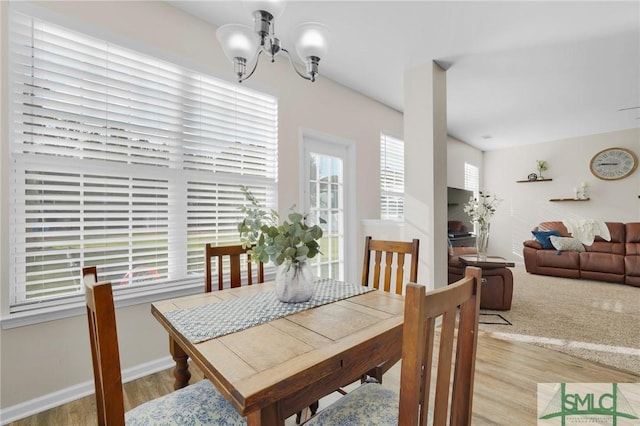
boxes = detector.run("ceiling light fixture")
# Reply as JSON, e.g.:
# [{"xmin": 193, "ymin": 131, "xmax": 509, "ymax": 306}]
[{"xmin": 216, "ymin": 1, "xmax": 330, "ymax": 83}]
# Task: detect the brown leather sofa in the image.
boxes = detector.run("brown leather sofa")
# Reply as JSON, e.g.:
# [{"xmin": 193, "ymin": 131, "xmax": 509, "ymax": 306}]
[
  {"xmin": 523, "ymin": 221, "xmax": 640, "ymax": 287},
  {"xmin": 448, "ymin": 247, "xmax": 514, "ymax": 310}
]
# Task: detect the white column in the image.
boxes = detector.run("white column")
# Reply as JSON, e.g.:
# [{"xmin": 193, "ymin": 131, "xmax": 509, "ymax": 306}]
[{"xmin": 404, "ymin": 61, "xmax": 448, "ymax": 290}]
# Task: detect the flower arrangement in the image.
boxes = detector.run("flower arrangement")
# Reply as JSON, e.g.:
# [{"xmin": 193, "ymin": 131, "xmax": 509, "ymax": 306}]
[
  {"xmin": 237, "ymin": 186, "xmax": 323, "ymax": 266},
  {"xmin": 463, "ymin": 191, "xmax": 502, "ymax": 226},
  {"xmin": 536, "ymin": 160, "xmax": 548, "ymax": 178}
]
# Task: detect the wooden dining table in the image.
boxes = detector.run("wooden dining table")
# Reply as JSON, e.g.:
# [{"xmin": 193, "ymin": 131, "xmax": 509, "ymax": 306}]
[{"xmin": 151, "ymin": 281, "xmax": 405, "ymax": 426}]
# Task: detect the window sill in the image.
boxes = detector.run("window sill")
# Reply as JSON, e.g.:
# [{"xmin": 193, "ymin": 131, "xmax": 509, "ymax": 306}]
[{"xmin": 1, "ymin": 281, "xmax": 204, "ymax": 329}]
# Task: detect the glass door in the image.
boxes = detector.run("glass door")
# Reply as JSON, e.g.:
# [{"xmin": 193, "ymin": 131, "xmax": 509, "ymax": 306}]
[{"xmin": 303, "ymin": 137, "xmax": 346, "ymax": 280}]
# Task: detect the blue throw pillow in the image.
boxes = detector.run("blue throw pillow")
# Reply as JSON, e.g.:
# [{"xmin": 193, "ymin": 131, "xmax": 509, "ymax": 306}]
[{"xmin": 532, "ymin": 230, "xmax": 560, "ymax": 249}]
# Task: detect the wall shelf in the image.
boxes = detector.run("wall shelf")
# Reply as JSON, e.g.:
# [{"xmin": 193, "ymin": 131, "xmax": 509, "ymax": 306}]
[
  {"xmin": 516, "ymin": 178, "xmax": 553, "ymax": 183},
  {"xmin": 549, "ymin": 198, "xmax": 590, "ymax": 202}
]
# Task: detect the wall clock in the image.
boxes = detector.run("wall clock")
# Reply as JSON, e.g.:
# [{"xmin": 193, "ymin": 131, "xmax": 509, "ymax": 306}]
[{"xmin": 589, "ymin": 147, "xmax": 638, "ymax": 180}]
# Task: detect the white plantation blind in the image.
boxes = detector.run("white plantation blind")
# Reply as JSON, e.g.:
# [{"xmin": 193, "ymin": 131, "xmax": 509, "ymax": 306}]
[
  {"xmin": 464, "ymin": 162, "xmax": 480, "ymax": 193},
  {"xmin": 9, "ymin": 11, "xmax": 277, "ymax": 309},
  {"xmin": 380, "ymin": 133, "xmax": 404, "ymax": 220}
]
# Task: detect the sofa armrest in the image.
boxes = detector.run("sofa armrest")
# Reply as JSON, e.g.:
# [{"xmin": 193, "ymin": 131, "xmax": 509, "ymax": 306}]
[{"xmin": 523, "ymin": 239, "xmax": 542, "ymax": 250}]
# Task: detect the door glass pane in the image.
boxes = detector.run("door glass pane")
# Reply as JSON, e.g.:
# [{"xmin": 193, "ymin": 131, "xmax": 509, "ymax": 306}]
[{"xmin": 308, "ymin": 152, "xmax": 344, "ymax": 280}]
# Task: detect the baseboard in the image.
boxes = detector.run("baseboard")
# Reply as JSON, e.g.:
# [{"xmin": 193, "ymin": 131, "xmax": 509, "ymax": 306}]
[{"xmin": 0, "ymin": 356, "xmax": 174, "ymax": 425}]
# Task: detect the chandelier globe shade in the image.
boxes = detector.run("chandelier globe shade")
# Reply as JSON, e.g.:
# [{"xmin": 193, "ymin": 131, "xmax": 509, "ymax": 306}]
[
  {"xmin": 216, "ymin": 24, "xmax": 259, "ymax": 63},
  {"xmin": 293, "ymin": 22, "xmax": 330, "ymax": 61},
  {"xmin": 244, "ymin": 0, "xmax": 286, "ymax": 19}
]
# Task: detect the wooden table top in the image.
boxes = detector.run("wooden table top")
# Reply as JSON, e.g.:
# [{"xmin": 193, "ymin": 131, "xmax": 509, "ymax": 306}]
[{"xmin": 151, "ymin": 282, "xmax": 405, "ymax": 425}]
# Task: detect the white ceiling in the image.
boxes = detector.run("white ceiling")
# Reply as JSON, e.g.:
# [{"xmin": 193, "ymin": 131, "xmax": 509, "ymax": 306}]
[{"xmin": 168, "ymin": 1, "xmax": 640, "ymax": 151}]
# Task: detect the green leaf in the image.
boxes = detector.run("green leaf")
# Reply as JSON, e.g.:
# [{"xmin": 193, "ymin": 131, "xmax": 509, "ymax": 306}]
[
  {"xmin": 289, "ymin": 212, "xmax": 303, "ymax": 224},
  {"xmin": 296, "ymin": 246, "xmax": 309, "ymax": 257}
]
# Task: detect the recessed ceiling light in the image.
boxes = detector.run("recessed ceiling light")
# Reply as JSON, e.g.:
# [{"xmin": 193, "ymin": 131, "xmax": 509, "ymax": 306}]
[{"xmin": 481, "ymin": 135, "xmax": 492, "ymax": 140}]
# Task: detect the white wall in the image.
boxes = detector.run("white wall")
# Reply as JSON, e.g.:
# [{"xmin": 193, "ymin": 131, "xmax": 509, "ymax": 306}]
[
  {"xmin": 0, "ymin": 1, "xmax": 403, "ymax": 418},
  {"xmin": 485, "ymin": 128, "xmax": 640, "ymax": 261},
  {"xmin": 447, "ymin": 136, "xmax": 483, "ymax": 190}
]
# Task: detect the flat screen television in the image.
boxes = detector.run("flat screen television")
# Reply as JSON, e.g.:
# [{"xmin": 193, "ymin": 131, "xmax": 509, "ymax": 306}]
[{"xmin": 447, "ymin": 187, "xmax": 475, "ymax": 236}]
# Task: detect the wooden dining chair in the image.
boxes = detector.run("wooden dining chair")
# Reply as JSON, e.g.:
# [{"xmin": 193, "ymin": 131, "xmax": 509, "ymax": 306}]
[
  {"xmin": 360, "ymin": 236, "xmax": 420, "ymax": 383},
  {"xmin": 202, "ymin": 247, "xmax": 314, "ymax": 423},
  {"xmin": 204, "ymin": 243, "xmax": 264, "ymax": 292},
  {"xmin": 305, "ymin": 266, "xmax": 482, "ymax": 426},
  {"xmin": 361, "ymin": 235, "xmax": 420, "ymax": 295},
  {"xmin": 82, "ymin": 267, "xmax": 246, "ymax": 425}
]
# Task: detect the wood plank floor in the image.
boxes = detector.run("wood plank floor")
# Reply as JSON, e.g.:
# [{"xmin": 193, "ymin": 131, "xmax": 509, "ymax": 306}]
[{"xmin": 8, "ymin": 331, "xmax": 639, "ymax": 425}]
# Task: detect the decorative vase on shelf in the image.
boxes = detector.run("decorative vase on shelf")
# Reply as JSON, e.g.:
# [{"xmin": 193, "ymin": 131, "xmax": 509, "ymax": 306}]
[
  {"xmin": 275, "ymin": 261, "xmax": 315, "ymax": 303},
  {"xmin": 475, "ymin": 222, "xmax": 490, "ymax": 261}
]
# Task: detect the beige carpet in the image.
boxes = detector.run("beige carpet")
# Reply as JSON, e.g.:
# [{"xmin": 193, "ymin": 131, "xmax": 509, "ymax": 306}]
[{"xmin": 479, "ymin": 265, "xmax": 640, "ymax": 374}]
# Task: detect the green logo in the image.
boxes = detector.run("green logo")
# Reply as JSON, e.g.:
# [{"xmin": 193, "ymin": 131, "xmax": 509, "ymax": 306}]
[{"xmin": 539, "ymin": 383, "xmax": 639, "ymax": 425}]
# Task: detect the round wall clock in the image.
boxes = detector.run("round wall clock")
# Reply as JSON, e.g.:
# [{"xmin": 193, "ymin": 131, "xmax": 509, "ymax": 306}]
[{"xmin": 589, "ymin": 147, "xmax": 638, "ymax": 180}]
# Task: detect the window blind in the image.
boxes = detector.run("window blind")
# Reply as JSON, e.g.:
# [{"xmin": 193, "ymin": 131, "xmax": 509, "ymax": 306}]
[
  {"xmin": 380, "ymin": 133, "xmax": 404, "ymax": 220},
  {"xmin": 464, "ymin": 162, "xmax": 480, "ymax": 193},
  {"xmin": 8, "ymin": 11, "xmax": 277, "ymax": 309}
]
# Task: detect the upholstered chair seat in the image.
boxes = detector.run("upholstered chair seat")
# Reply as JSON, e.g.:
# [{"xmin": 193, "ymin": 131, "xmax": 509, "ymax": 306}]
[
  {"xmin": 304, "ymin": 383, "xmax": 398, "ymax": 425},
  {"xmin": 125, "ymin": 379, "xmax": 246, "ymax": 425}
]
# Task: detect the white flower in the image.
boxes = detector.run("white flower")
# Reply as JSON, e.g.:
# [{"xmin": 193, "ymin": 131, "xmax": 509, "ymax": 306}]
[{"xmin": 463, "ymin": 191, "xmax": 502, "ymax": 226}]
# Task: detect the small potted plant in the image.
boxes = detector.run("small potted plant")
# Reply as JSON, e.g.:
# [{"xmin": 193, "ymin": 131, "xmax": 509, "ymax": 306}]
[
  {"xmin": 238, "ymin": 186, "xmax": 323, "ymax": 302},
  {"xmin": 536, "ymin": 160, "xmax": 548, "ymax": 179}
]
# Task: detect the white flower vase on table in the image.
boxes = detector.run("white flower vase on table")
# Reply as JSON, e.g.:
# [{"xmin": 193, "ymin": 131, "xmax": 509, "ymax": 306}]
[
  {"xmin": 475, "ymin": 222, "xmax": 490, "ymax": 261},
  {"xmin": 275, "ymin": 261, "xmax": 315, "ymax": 303},
  {"xmin": 463, "ymin": 191, "xmax": 502, "ymax": 262}
]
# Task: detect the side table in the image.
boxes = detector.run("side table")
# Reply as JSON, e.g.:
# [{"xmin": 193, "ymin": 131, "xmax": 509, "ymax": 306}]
[{"xmin": 457, "ymin": 256, "xmax": 514, "ymax": 310}]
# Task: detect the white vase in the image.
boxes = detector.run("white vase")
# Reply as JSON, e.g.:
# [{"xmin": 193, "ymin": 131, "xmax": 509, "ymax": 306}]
[{"xmin": 275, "ymin": 261, "xmax": 315, "ymax": 303}]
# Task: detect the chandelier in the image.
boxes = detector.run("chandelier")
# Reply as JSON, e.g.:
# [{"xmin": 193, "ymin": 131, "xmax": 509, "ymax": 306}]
[{"xmin": 216, "ymin": 1, "xmax": 330, "ymax": 83}]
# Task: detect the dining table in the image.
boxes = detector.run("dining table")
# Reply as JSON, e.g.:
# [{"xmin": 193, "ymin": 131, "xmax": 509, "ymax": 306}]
[{"xmin": 151, "ymin": 279, "xmax": 405, "ymax": 426}]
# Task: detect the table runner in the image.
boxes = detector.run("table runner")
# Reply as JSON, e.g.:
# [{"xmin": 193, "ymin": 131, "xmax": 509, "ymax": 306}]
[{"xmin": 164, "ymin": 279, "xmax": 375, "ymax": 344}]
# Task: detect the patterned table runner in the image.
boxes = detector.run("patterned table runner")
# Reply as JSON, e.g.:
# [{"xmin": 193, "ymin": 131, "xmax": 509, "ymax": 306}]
[{"xmin": 165, "ymin": 279, "xmax": 374, "ymax": 344}]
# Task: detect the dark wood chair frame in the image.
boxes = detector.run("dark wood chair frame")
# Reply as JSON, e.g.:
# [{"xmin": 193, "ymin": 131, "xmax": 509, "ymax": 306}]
[
  {"xmin": 361, "ymin": 235, "xmax": 420, "ymax": 382},
  {"xmin": 82, "ymin": 266, "xmax": 126, "ymax": 425},
  {"xmin": 361, "ymin": 235, "xmax": 420, "ymax": 295},
  {"xmin": 399, "ymin": 266, "xmax": 482, "ymax": 425},
  {"xmin": 204, "ymin": 243, "xmax": 264, "ymax": 292}
]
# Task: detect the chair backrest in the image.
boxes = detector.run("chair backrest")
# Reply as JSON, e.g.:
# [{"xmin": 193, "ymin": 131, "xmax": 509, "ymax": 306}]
[
  {"xmin": 204, "ymin": 243, "xmax": 265, "ymax": 292},
  {"xmin": 83, "ymin": 266, "xmax": 126, "ymax": 426},
  {"xmin": 398, "ymin": 266, "xmax": 482, "ymax": 426},
  {"xmin": 361, "ymin": 236, "xmax": 419, "ymax": 294}
]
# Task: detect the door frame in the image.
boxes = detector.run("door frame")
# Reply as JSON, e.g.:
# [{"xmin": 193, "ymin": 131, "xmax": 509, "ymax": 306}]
[{"xmin": 298, "ymin": 128, "xmax": 357, "ymax": 284}]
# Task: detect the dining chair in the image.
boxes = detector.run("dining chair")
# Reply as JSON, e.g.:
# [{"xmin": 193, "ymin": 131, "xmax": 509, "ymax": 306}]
[
  {"xmin": 361, "ymin": 235, "xmax": 420, "ymax": 383},
  {"xmin": 304, "ymin": 266, "xmax": 483, "ymax": 426},
  {"xmin": 202, "ymin": 247, "xmax": 315, "ymax": 423},
  {"xmin": 82, "ymin": 267, "xmax": 246, "ymax": 425},
  {"xmin": 361, "ymin": 235, "xmax": 420, "ymax": 295},
  {"xmin": 204, "ymin": 243, "xmax": 264, "ymax": 292}
]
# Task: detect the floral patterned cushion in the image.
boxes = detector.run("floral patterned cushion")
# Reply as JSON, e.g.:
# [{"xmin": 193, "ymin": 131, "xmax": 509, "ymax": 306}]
[
  {"xmin": 304, "ymin": 383, "xmax": 399, "ymax": 425},
  {"xmin": 125, "ymin": 379, "xmax": 246, "ymax": 425}
]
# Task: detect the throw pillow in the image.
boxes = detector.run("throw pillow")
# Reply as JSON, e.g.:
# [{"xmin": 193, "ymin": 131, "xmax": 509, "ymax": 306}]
[
  {"xmin": 532, "ymin": 230, "xmax": 560, "ymax": 249},
  {"xmin": 549, "ymin": 236, "xmax": 585, "ymax": 252}
]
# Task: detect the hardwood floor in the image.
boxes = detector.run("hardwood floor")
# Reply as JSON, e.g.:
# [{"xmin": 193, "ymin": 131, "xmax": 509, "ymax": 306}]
[{"xmin": 8, "ymin": 332, "xmax": 639, "ymax": 425}]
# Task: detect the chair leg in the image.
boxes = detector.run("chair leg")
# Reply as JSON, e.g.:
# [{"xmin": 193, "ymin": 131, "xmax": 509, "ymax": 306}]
[{"xmin": 296, "ymin": 401, "xmax": 320, "ymax": 424}]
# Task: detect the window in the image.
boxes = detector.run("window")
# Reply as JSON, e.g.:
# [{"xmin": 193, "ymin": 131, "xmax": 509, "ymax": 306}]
[
  {"xmin": 8, "ymin": 11, "xmax": 277, "ymax": 311},
  {"xmin": 464, "ymin": 162, "xmax": 480, "ymax": 194},
  {"xmin": 380, "ymin": 133, "xmax": 404, "ymax": 220}
]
